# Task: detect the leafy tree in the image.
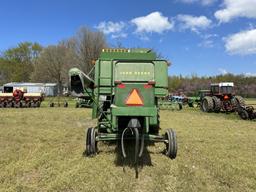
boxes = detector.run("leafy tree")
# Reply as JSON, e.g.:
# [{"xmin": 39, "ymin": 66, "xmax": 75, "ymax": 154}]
[{"xmin": 2, "ymin": 42, "xmax": 43, "ymax": 82}]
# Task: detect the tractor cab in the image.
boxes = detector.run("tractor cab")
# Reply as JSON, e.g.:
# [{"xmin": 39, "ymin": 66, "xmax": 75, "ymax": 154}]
[{"xmin": 211, "ymin": 82, "xmax": 234, "ymax": 95}]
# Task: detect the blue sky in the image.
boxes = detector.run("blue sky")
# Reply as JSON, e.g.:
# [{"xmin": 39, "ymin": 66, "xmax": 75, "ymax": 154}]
[{"xmin": 0, "ymin": 0, "xmax": 256, "ymax": 76}]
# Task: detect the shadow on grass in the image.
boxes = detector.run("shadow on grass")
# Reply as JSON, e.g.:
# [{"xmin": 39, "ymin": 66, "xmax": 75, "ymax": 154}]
[{"xmin": 114, "ymin": 140, "xmax": 153, "ymax": 178}]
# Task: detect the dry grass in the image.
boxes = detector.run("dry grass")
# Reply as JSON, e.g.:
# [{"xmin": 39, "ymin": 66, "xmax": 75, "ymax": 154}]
[{"xmin": 0, "ymin": 99, "xmax": 255, "ymax": 192}]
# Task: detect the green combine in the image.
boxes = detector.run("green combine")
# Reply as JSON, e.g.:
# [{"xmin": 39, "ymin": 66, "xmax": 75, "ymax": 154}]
[{"xmin": 69, "ymin": 49, "xmax": 177, "ymax": 175}]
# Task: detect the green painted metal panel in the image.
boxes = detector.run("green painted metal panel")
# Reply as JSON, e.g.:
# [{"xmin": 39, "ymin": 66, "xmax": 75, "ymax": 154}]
[
  {"xmin": 114, "ymin": 84, "xmax": 154, "ymax": 107},
  {"xmin": 115, "ymin": 62, "xmax": 154, "ymax": 82},
  {"xmin": 154, "ymin": 61, "xmax": 168, "ymax": 88},
  {"xmin": 112, "ymin": 107, "xmax": 157, "ymax": 116},
  {"xmin": 99, "ymin": 60, "xmax": 112, "ymax": 86},
  {"xmin": 100, "ymin": 49, "xmax": 156, "ymax": 60}
]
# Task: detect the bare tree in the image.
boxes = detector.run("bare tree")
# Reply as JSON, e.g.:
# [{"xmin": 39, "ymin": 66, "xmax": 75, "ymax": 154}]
[
  {"xmin": 31, "ymin": 45, "xmax": 73, "ymax": 94},
  {"xmin": 63, "ymin": 27, "xmax": 107, "ymax": 74}
]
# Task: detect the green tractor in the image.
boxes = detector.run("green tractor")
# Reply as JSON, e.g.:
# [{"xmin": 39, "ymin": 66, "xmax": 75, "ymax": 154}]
[
  {"xmin": 199, "ymin": 82, "xmax": 244, "ymax": 113},
  {"xmin": 69, "ymin": 49, "xmax": 177, "ymax": 174}
]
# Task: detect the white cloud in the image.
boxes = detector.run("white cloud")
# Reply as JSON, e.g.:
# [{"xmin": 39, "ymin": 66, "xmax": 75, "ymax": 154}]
[
  {"xmin": 179, "ymin": 0, "xmax": 216, "ymax": 6},
  {"xmin": 224, "ymin": 29, "xmax": 256, "ymax": 55},
  {"xmin": 111, "ymin": 33, "xmax": 127, "ymax": 39},
  {"xmin": 199, "ymin": 40, "xmax": 214, "ymax": 48},
  {"xmin": 244, "ymin": 72, "xmax": 256, "ymax": 77},
  {"xmin": 96, "ymin": 21, "xmax": 125, "ymax": 34},
  {"xmin": 215, "ymin": 0, "xmax": 256, "ymax": 23},
  {"xmin": 131, "ymin": 12, "xmax": 174, "ymax": 33},
  {"xmin": 218, "ymin": 68, "xmax": 228, "ymax": 75},
  {"xmin": 198, "ymin": 33, "xmax": 218, "ymax": 48},
  {"xmin": 177, "ymin": 14, "xmax": 212, "ymax": 32}
]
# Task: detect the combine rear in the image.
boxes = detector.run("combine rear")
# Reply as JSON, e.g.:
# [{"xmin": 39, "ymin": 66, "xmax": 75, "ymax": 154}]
[{"xmin": 69, "ymin": 49, "xmax": 178, "ymax": 176}]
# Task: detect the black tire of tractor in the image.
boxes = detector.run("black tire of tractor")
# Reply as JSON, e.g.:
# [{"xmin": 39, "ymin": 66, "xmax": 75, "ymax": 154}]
[
  {"xmin": 239, "ymin": 109, "xmax": 249, "ymax": 120},
  {"xmin": 202, "ymin": 96, "xmax": 214, "ymax": 112},
  {"xmin": 75, "ymin": 102, "xmax": 79, "ymax": 108},
  {"xmin": 212, "ymin": 96, "xmax": 221, "ymax": 113},
  {"xmin": 164, "ymin": 129, "xmax": 177, "ymax": 159},
  {"xmin": 235, "ymin": 96, "xmax": 245, "ymax": 106}
]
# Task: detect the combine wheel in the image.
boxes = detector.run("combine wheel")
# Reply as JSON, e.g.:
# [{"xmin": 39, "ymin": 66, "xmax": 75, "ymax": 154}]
[
  {"xmin": 238, "ymin": 109, "xmax": 249, "ymax": 120},
  {"xmin": 164, "ymin": 129, "xmax": 177, "ymax": 159},
  {"xmin": 36, "ymin": 101, "xmax": 41, "ymax": 108},
  {"xmin": 234, "ymin": 96, "xmax": 245, "ymax": 106},
  {"xmin": 85, "ymin": 127, "xmax": 97, "ymax": 156},
  {"xmin": 0, "ymin": 102, "xmax": 4, "ymax": 108},
  {"xmin": 201, "ymin": 96, "xmax": 214, "ymax": 112},
  {"xmin": 212, "ymin": 96, "xmax": 221, "ymax": 113}
]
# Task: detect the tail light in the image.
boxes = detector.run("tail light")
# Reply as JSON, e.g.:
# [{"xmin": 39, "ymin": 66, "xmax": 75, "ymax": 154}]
[{"xmin": 224, "ymin": 95, "xmax": 229, "ymax": 100}]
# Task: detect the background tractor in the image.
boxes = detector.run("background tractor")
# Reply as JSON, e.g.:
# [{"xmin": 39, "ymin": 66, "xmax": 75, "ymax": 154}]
[{"xmin": 199, "ymin": 82, "xmax": 244, "ymax": 113}]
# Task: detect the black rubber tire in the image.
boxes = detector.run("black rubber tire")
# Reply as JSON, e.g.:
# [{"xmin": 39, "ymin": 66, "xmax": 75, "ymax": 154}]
[
  {"xmin": 164, "ymin": 129, "xmax": 177, "ymax": 159},
  {"xmin": 90, "ymin": 128, "xmax": 97, "ymax": 155},
  {"xmin": 178, "ymin": 103, "xmax": 183, "ymax": 110},
  {"xmin": 201, "ymin": 96, "xmax": 214, "ymax": 112},
  {"xmin": 64, "ymin": 102, "xmax": 68, "ymax": 108},
  {"xmin": 86, "ymin": 127, "xmax": 97, "ymax": 156},
  {"xmin": 36, "ymin": 101, "xmax": 41, "ymax": 108},
  {"xmin": 75, "ymin": 102, "xmax": 79, "ymax": 108},
  {"xmin": 235, "ymin": 96, "xmax": 245, "ymax": 106},
  {"xmin": 239, "ymin": 109, "xmax": 249, "ymax": 120},
  {"xmin": 14, "ymin": 102, "xmax": 21, "ymax": 108},
  {"xmin": 6, "ymin": 102, "xmax": 13, "ymax": 108},
  {"xmin": 86, "ymin": 128, "xmax": 92, "ymax": 156},
  {"xmin": 0, "ymin": 102, "xmax": 3, "ymax": 108},
  {"xmin": 212, "ymin": 96, "xmax": 221, "ymax": 113}
]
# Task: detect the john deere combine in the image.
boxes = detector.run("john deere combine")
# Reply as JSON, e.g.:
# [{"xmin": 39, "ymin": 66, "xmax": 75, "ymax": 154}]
[{"xmin": 69, "ymin": 49, "xmax": 177, "ymax": 170}]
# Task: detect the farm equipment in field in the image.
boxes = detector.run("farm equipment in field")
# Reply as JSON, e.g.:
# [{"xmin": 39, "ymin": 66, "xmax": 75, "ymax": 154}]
[
  {"xmin": 48, "ymin": 96, "xmax": 68, "ymax": 108},
  {"xmin": 0, "ymin": 88, "xmax": 44, "ymax": 108},
  {"xmin": 199, "ymin": 82, "xmax": 244, "ymax": 113},
  {"xmin": 236, "ymin": 105, "xmax": 256, "ymax": 120},
  {"xmin": 69, "ymin": 49, "xmax": 177, "ymax": 176},
  {"xmin": 158, "ymin": 98, "xmax": 182, "ymax": 110},
  {"xmin": 75, "ymin": 97, "xmax": 93, "ymax": 108}
]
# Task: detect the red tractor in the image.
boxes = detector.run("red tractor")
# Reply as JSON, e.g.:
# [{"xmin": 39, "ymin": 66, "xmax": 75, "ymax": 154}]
[{"xmin": 200, "ymin": 82, "xmax": 244, "ymax": 113}]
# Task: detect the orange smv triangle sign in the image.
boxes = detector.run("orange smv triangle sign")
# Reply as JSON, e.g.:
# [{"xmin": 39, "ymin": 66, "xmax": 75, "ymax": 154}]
[{"xmin": 126, "ymin": 89, "xmax": 143, "ymax": 106}]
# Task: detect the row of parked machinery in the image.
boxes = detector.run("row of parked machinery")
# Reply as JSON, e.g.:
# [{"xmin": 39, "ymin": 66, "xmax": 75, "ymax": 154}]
[
  {"xmin": 162, "ymin": 82, "xmax": 255, "ymax": 120},
  {"xmin": 199, "ymin": 82, "xmax": 256, "ymax": 120},
  {"xmin": 0, "ymin": 87, "xmax": 44, "ymax": 108}
]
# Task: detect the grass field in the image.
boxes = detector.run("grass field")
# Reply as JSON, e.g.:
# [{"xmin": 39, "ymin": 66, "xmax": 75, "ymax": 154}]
[{"xmin": 0, "ymin": 99, "xmax": 255, "ymax": 192}]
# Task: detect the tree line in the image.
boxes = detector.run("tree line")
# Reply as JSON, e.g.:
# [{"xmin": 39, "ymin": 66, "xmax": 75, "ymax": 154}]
[
  {"xmin": 168, "ymin": 74, "xmax": 256, "ymax": 98},
  {"xmin": 0, "ymin": 26, "xmax": 255, "ymax": 97},
  {"xmin": 0, "ymin": 27, "xmax": 106, "ymax": 93}
]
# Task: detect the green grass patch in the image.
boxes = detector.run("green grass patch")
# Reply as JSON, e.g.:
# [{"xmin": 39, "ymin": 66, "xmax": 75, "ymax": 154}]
[{"xmin": 0, "ymin": 104, "xmax": 255, "ymax": 191}]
